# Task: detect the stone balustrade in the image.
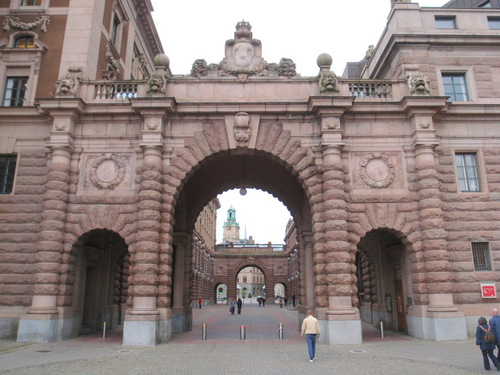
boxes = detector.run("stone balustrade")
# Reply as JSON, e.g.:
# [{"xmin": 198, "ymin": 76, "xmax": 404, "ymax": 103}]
[{"xmin": 77, "ymin": 78, "xmax": 408, "ymax": 102}]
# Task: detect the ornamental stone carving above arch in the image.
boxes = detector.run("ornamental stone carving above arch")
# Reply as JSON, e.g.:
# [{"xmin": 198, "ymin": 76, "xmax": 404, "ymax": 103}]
[
  {"xmin": 359, "ymin": 152, "xmax": 396, "ymax": 188},
  {"xmin": 87, "ymin": 153, "xmax": 128, "ymax": 190},
  {"xmin": 233, "ymin": 111, "xmax": 251, "ymax": 147}
]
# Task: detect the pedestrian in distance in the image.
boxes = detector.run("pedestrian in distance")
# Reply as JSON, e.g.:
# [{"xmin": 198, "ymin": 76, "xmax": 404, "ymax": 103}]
[
  {"xmin": 284, "ymin": 296, "xmax": 288, "ymax": 307},
  {"xmin": 301, "ymin": 309, "xmax": 320, "ymax": 363},
  {"xmin": 237, "ymin": 297, "xmax": 243, "ymax": 314},
  {"xmin": 476, "ymin": 316, "xmax": 500, "ymax": 371},
  {"xmin": 257, "ymin": 297, "xmax": 262, "ymax": 307},
  {"xmin": 262, "ymin": 297, "xmax": 266, "ymax": 307},
  {"xmin": 292, "ymin": 294, "xmax": 296, "ymax": 307},
  {"xmin": 229, "ymin": 298, "xmax": 236, "ymax": 315},
  {"xmin": 491, "ymin": 308, "xmax": 500, "ymax": 361},
  {"xmin": 279, "ymin": 296, "xmax": 283, "ymax": 308},
  {"xmin": 198, "ymin": 297, "xmax": 203, "ymax": 309}
]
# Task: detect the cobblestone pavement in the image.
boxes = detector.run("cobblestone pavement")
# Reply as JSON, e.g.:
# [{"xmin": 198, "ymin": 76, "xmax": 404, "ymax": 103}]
[{"xmin": 0, "ymin": 304, "xmax": 494, "ymax": 374}]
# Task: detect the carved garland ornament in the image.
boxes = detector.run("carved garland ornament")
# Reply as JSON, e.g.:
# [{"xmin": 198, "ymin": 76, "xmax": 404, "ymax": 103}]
[
  {"xmin": 359, "ymin": 152, "xmax": 395, "ymax": 188},
  {"xmin": 3, "ymin": 15, "xmax": 51, "ymax": 32},
  {"xmin": 89, "ymin": 154, "xmax": 126, "ymax": 190}
]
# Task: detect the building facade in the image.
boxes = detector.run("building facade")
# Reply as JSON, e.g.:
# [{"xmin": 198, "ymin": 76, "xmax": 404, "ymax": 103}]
[{"xmin": 0, "ymin": 0, "xmax": 500, "ymax": 346}]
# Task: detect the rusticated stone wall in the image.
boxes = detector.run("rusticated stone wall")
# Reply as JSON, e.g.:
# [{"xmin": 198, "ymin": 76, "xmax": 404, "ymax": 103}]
[
  {"xmin": 440, "ymin": 147, "xmax": 500, "ymax": 305},
  {"xmin": 0, "ymin": 149, "xmax": 47, "ymax": 307}
]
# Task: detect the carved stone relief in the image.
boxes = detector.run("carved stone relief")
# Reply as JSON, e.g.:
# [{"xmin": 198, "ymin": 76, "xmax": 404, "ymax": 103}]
[
  {"xmin": 146, "ymin": 71, "xmax": 167, "ymax": 94},
  {"xmin": 190, "ymin": 21, "xmax": 297, "ymax": 82},
  {"xmin": 53, "ymin": 118, "xmax": 71, "ymax": 132},
  {"xmin": 3, "ymin": 15, "xmax": 51, "ymax": 32},
  {"xmin": 322, "ymin": 116, "xmax": 340, "ymax": 130},
  {"xmin": 102, "ymin": 43, "xmax": 120, "ymax": 80},
  {"xmin": 215, "ymin": 264, "xmax": 227, "ymax": 276},
  {"xmin": 85, "ymin": 153, "xmax": 130, "ymax": 190},
  {"xmin": 274, "ymin": 263, "xmax": 287, "ymax": 276},
  {"xmin": 144, "ymin": 117, "xmax": 161, "ymax": 131},
  {"xmin": 233, "ymin": 112, "xmax": 251, "ymax": 147},
  {"xmin": 55, "ymin": 66, "xmax": 83, "ymax": 97},
  {"xmin": 357, "ymin": 152, "xmax": 398, "ymax": 189},
  {"xmin": 319, "ymin": 71, "xmax": 339, "ymax": 94}
]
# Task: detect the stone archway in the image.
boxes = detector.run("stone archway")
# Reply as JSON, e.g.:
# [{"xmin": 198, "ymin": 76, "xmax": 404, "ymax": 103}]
[
  {"xmin": 356, "ymin": 229, "xmax": 411, "ymax": 333},
  {"xmin": 71, "ymin": 229, "xmax": 129, "ymax": 335},
  {"xmin": 147, "ymin": 148, "xmax": 316, "ymax": 343}
]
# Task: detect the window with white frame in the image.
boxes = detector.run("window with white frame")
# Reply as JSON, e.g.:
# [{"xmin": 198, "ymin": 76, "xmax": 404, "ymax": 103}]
[
  {"xmin": 455, "ymin": 153, "xmax": 481, "ymax": 192},
  {"xmin": 435, "ymin": 16, "xmax": 457, "ymax": 29},
  {"xmin": 3, "ymin": 77, "xmax": 28, "ymax": 107},
  {"xmin": 472, "ymin": 242, "xmax": 492, "ymax": 271},
  {"xmin": 0, "ymin": 154, "xmax": 17, "ymax": 194},
  {"xmin": 442, "ymin": 73, "xmax": 469, "ymax": 101}
]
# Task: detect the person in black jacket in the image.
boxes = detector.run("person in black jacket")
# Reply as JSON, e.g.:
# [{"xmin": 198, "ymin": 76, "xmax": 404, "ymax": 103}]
[
  {"xmin": 237, "ymin": 298, "xmax": 243, "ymax": 315},
  {"xmin": 476, "ymin": 316, "xmax": 500, "ymax": 371}
]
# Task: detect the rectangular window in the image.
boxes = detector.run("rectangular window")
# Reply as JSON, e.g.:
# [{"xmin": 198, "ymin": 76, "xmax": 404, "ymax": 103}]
[
  {"xmin": 435, "ymin": 16, "xmax": 457, "ymax": 29},
  {"xmin": 20, "ymin": 0, "xmax": 42, "ymax": 5},
  {"xmin": 442, "ymin": 73, "xmax": 469, "ymax": 101},
  {"xmin": 455, "ymin": 153, "xmax": 480, "ymax": 192},
  {"xmin": 3, "ymin": 77, "xmax": 28, "ymax": 107},
  {"xmin": 112, "ymin": 16, "xmax": 120, "ymax": 44},
  {"xmin": 0, "ymin": 154, "xmax": 17, "ymax": 194},
  {"xmin": 472, "ymin": 242, "xmax": 492, "ymax": 271},
  {"xmin": 488, "ymin": 17, "xmax": 500, "ymax": 30}
]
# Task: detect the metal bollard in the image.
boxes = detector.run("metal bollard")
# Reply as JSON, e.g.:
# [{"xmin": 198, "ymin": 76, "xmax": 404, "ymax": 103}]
[
  {"xmin": 379, "ymin": 321, "xmax": 385, "ymax": 339},
  {"xmin": 202, "ymin": 324, "xmax": 207, "ymax": 340},
  {"xmin": 240, "ymin": 325, "xmax": 246, "ymax": 340},
  {"xmin": 102, "ymin": 322, "xmax": 107, "ymax": 339},
  {"xmin": 278, "ymin": 323, "xmax": 284, "ymax": 340}
]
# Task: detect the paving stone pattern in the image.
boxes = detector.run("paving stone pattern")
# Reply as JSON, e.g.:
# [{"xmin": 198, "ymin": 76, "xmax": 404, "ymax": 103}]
[{"xmin": 0, "ymin": 304, "xmax": 492, "ymax": 374}]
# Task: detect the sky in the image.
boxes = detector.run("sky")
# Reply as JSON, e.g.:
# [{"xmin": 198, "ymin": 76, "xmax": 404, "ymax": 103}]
[
  {"xmin": 150, "ymin": 0, "xmax": 447, "ymax": 244},
  {"xmin": 151, "ymin": 0, "xmax": 447, "ymax": 77}
]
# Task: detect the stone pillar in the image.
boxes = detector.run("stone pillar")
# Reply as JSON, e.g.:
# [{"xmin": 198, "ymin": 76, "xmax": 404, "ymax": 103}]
[
  {"xmin": 321, "ymin": 144, "xmax": 361, "ymax": 345},
  {"xmin": 123, "ymin": 146, "xmax": 162, "ymax": 346},
  {"xmin": 308, "ymin": 97, "xmax": 361, "ymax": 345},
  {"xmin": 125, "ymin": 101, "xmax": 174, "ymax": 345},
  {"xmin": 403, "ymin": 97, "xmax": 466, "ymax": 340},
  {"xmin": 17, "ymin": 102, "xmax": 82, "ymax": 343}
]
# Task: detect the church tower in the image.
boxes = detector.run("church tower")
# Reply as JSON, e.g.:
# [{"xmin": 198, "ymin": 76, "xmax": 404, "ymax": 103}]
[{"xmin": 222, "ymin": 206, "xmax": 240, "ymax": 242}]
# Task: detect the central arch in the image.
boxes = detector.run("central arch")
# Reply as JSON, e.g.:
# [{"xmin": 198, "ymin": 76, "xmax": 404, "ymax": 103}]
[{"xmin": 169, "ymin": 149, "xmax": 314, "ymax": 333}]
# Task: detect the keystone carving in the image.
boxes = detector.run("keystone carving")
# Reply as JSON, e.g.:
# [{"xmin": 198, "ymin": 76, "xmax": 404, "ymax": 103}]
[{"xmin": 233, "ymin": 112, "xmax": 251, "ymax": 147}]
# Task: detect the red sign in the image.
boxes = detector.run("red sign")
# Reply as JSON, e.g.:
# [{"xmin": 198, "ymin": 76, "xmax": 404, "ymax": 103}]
[{"xmin": 481, "ymin": 283, "xmax": 497, "ymax": 298}]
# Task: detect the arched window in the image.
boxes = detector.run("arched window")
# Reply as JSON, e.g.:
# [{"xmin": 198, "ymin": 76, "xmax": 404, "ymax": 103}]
[{"xmin": 14, "ymin": 37, "xmax": 35, "ymax": 49}]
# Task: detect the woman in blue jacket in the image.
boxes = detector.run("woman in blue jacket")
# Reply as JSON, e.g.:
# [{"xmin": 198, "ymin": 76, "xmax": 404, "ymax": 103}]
[{"xmin": 476, "ymin": 316, "xmax": 500, "ymax": 371}]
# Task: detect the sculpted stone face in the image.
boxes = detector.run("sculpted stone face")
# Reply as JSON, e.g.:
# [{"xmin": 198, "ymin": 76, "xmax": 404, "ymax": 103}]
[{"xmin": 232, "ymin": 42, "xmax": 254, "ymax": 67}]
